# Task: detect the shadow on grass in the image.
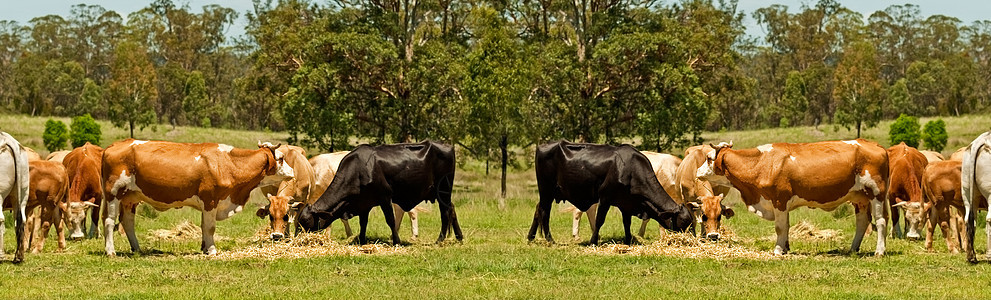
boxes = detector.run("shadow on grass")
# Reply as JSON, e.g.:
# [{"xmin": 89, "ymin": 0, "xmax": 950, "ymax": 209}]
[
  {"xmin": 795, "ymin": 248, "xmax": 905, "ymax": 258},
  {"xmin": 86, "ymin": 248, "xmax": 196, "ymax": 257}
]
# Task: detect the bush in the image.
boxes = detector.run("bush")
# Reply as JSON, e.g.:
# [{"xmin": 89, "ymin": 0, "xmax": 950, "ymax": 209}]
[
  {"xmin": 43, "ymin": 119, "xmax": 69, "ymax": 152},
  {"xmin": 70, "ymin": 114, "xmax": 102, "ymax": 148},
  {"xmin": 889, "ymin": 114, "xmax": 921, "ymax": 148},
  {"xmin": 922, "ymin": 119, "xmax": 948, "ymax": 152}
]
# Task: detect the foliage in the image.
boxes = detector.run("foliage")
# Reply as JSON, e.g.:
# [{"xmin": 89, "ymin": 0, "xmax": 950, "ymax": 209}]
[
  {"xmin": 833, "ymin": 41, "xmax": 883, "ymax": 138},
  {"xmin": 922, "ymin": 119, "xmax": 948, "ymax": 152},
  {"xmin": 107, "ymin": 41, "xmax": 158, "ymax": 138},
  {"xmin": 42, "ymin": 119, "xmax": 69, "ymax": 151},
  {"xmin": 69, "ymin": 114, "xmax": 101, "ymax": 148},
  {"xmin": 888, "ymin": 114, "xmax": 921, "ymax": 148}
]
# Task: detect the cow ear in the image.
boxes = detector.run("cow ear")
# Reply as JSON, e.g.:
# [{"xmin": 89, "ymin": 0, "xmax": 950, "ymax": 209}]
[
  {"xmin": 265, "ymin": 193, "xmax": 273, "ymax": 199},
  {"xmin": 256, "ymin": 206, "xmax": 269, "ymax": 218},
  {"xmin": 290, "ymin": 202, "xmax": 304, "ymax": 208},
  {"xmin": 722, "ymin": 206, "xmax": 735, "ymax": 219}
]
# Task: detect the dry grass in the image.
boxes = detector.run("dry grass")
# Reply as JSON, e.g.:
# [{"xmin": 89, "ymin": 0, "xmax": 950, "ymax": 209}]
[
  {"xmin": 788, "ymin": 220, "xmax": 840, "ymax": 241},
  {"xmin": 148, "ymin": 221, "xmax": 222, "ymax": 241},
  {"xmin": 582, "ymin": 228, "xmax": 790, "ymax": 260},
  {"xmin": 203, "ymin": 227, "xmax": 408, "ymax": 260}
]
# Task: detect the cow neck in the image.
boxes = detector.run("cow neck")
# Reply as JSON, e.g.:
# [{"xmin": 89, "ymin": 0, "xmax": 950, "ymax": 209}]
[
  {"xmin": 715, "ymin": 148, "xmax": 762, "ymax": 187},
  {"xmin": 227, "ymin": 148, "xmax": 276, "ymax": 188}
]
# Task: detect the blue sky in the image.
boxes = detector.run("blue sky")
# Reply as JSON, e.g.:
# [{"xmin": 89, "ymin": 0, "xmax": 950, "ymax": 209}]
[{"xmin": 0, "ymin": 1, "xmax": 988, "ymax": 39}]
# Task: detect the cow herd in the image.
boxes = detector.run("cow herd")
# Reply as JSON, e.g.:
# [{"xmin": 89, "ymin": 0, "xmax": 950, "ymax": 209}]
[{"xmin": 1, "ymin": 131, "xmax": 991, "ymax": 264}]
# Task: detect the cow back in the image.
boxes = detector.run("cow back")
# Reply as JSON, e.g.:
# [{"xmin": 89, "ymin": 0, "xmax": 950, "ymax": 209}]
[
  {"xmin": 309, "ymin": 151, "xmax": 349, "ymax": 204},
  {"xmin": 887, "ymin": 143, "xmax": 928, "ymax": 203},
  {"xmin": 274, "ymin": 145, "xmax": 315, "ymax": 202},
  {"xmin": 23, "ymin": 160, "xmax": 69, "ymax": 209},
  {"xmin": 63, "ymin": 143, "xmax": 103, "ymax": 204}
]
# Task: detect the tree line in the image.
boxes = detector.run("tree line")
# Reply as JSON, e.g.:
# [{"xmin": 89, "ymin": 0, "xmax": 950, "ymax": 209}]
[{"xmin": 1, "ymin": 0, "xmax": 989, "ymax": 158}]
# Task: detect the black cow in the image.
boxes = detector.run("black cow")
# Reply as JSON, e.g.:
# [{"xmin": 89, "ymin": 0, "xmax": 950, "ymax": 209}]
[
  {"xmin": 528, "ymin": 141, "xmax": 695, "ymax": 244},
  {"xmin": 296, "ymin": 140, "xmax": 461, "ymax": 244}
]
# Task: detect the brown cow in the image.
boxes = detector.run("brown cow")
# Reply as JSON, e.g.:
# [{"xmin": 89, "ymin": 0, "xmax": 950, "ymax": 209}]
[
  {"xmin": 23, "ymin": 161, "xmax": 69, "ymax": 252},
  {"xmin": 254, "ymin": 145, "xmax": 314, "ymax": 240},
  {"xmin": 46, "ymin": 150, "xmax": 70, "ymax": 163},
  {"xmin": 886, "ymin": 143, "xmax": 929, "ymax": 239},
  {"xmin": 101, "ymin": 140, "xmax": 294, "ymax": 255},
  {"xmin": 920, "ymin": 160, "xmax": 988, "ymax": 253},
  {"xmin": 697, "ymin": 139, "xmax": 889, "ymax": 256},
  {"xmin": 22, "ymin": 146, "xmax": 42, "ymax": 161},
  {"xmin": 62, "ymin": 143, "xmax": 104, "ymax": 239},
  {"xmin": 677, "ymin": 145, "xmax": 736, "ymax": 240}
]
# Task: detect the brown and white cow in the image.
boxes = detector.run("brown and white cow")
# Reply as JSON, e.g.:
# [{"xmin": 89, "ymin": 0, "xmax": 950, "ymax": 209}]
[
  {"xmin": 62, "ymin": 143, "xmax": 104, "ymax": 239},
  {"xmin": 921, "ymin": 160, "xmax": 986, "ymax": 253},
  {"xmin": 697, "ymin": 139, "xmax": 889, "ymax": 256},
  {"xmin": 254, "ymin": 145, "xmax": 314, "ymax": 240},
  {"xmin": 886, "ymin": 143, "xmax": 928, "ymax": 239},
  {"xmin": 101, "ymin": 140, "xmax": 294, "ymax": 255},
  {"xmin": 23, "ymin": 146, "xmax": 42, "ymax": 161},
  {"xmin": 16, "ymin": 160, "xmax": 69, "ymax": 253},
  {"xmin": 46, "ymin": 150, "xmax": 70, "ymax": 163}
]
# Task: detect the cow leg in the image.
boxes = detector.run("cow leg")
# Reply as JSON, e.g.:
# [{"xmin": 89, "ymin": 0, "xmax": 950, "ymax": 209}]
[
  {"xmin": 572, "ymin": 209, "xmax": 582, "ymax": 240},
  {"xmin": 357, "ymin": 211, "xmax": 369, "ymax": 244},
  {"xmin": 409, "ymin": 210, "xmax": 419, "ymax": 241},
  {"xmin": 637, "ymin": 218, "xmax": 649, "ymax": 238},
  {"xmin": 382, "ymin": 202, "xmax": 401, "ymax": 245},
  {"xmin": 449, "ymin": 206, "xmax": 463, "ymax": 241},
  {"xmin": 33, "ymin": 204, "xmax": 56, "ymax": 253},
  {"xmin": 103, "ymin": 197, "xmax": 120, "ymax": 256},
  {"xmin": 585, "ymin": 203, "xmax": 597, "ymax": 239},
  {"xmin": 121, "ymin": 204, "xmax": 140, "ymax": 253},
  {"xmin": 891, "ymin": 205, "xmax": 903, "ymax": 239},
  {"xmin": 87, "ymin": 201, "xmax": 100, "ymax": 238},
  {"xmin": 925, "ymin": 203, "xmax": 939, "ymax": 252},
  {"xmin": 340, "ymin": 218, "xmax": 353, "ymax": 237},
  {"xmin": 392, "ymin": 203, "xmax": 405, "ymax": 239},
  {"xmin": 985, "ymin": 211, "xmax": 991, "ymax": 261},
  {"xmin": 773, "ymin": 209, "xmax": 790, "ymax": 255},
  {"xmin": 0, "ymin": 207, "xmax": 5, "ymax": 256},
  {"xmin": 199, "ymin": 210, "xmax": 217, "ymax": 255},
  {"xmin": 622, "ymin": 211, "xmax": 633, "ymax": 245},
  {"xmin": 589, "ymin": 201, "xmax": 610, "ymax": 245},
  {"xmin": 54, "ymin": 205, "xmax": 66, "ymax": 252},
  {"xmin": 938, "ymin": 206, "xmax": 960, "ymax": 253}
]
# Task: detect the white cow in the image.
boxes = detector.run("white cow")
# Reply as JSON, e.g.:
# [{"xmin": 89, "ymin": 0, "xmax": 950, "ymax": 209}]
[
  {"xmin": 962, "ymin": 132, "xmax": 991, "ymax": 263},
  {"xmin": 0, "ymin": 132, "xmax": 30, "ymax": 262}
]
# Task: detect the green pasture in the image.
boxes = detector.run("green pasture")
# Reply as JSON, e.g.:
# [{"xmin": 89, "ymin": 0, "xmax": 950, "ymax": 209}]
[{"xmin": 2, "ymin": 114, "xmax": 991, "ymax": 299}]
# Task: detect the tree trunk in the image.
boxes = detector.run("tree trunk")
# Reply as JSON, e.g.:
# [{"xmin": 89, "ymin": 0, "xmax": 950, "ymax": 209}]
[
  {"xmin": 485, "ymin": 148, "xmax": 490, "ymax": 176},
  {"xmin": 129, "ymin": 119, "xmax": 135, "ymax": 138},
  {"xmin": 500, "ymin": 134, "xmax": 508, "ymax": 200},
  {"xmin": 856, "ymin": 120, "xmax": 861, "ymax": 138}
]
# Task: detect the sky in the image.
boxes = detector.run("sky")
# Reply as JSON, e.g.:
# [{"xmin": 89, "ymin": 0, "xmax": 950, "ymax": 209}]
[{"xmin": 0, "ymin": 0, "xmax": 988, "ymax": 39}]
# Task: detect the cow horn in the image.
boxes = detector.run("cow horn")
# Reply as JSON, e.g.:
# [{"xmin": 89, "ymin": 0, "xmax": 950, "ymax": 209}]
[
  {"xmin": 83, "ymin": 202, "xmax": 99, "ymax": 208},
  {"xmin": 274, "ymin": 143, "xmax": 282, "ymax": 149},
  {"xmin": 728, "ymin": 140, "xmax": 733, "ymax": 147},
  {"xmin": 258, "ymin": 140, "xmax": 263, "ymax": 148}
]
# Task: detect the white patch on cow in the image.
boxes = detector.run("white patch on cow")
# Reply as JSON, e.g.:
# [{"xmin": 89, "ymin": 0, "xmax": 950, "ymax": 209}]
[
  {"xmin": 843, "ymin": 140, "xmax": 860, "ymax": 146},
  {"xmin": 130, "ymin": 140, "xmax": 148, "ymax": 146},
  {"xmin": 194, "ymin": 155, "xmax": 201, "ymax": 161},
  {"xmin": 217, "ymin": 144, "xmax": 234, "ymax": 152},
  {"xmin": 849, "ymin": 170, "xmax": 880, "ymax": 196},
  {"xmin": 789, "ymin": 155, "xmax": 796, "ymax": 162},
  {"xmin": 757, "ymin": 144, "xmax": 773, "ymax": 153},
  {"xmin": 110, "ymin": 170, "xmax": 141, "ymax": 195},
  {"xmin": 274, "ymin": 149, "xmax": 285, "ymax": 160},
  {"xmin": 706, "ymin": 149, "xmax": 716, "ymax": 160},
  {"xmin": 749, "ymin": 197, "xmax": 776, "ymax": 221}
]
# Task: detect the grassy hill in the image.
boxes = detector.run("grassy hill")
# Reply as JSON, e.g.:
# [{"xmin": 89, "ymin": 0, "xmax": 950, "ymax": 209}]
[{"xmin": 1, "ymin": 113, "xmax": 990, "ymax": 298}]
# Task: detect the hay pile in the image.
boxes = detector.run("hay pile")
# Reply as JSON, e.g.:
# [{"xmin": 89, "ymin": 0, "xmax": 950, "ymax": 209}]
[
  {"xmin": 148, "ymin": 221, "xmax": 214, "ymax": 241},
  {"xmin": 788, "ymin": 220, "xmax": 839, "ymax": 241},
  {"xmin": 583, "ymin": 229, "xmax": 786, "ymax": 260},
  {"xmin": 206, "ymin": 228, "xmax": 407, "ymax": 260}
]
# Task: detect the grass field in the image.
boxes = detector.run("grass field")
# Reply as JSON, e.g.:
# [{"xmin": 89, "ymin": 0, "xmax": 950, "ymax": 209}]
[{"xmin": 2, "ymin": 114, "xmax": 991, "ymax": 299}]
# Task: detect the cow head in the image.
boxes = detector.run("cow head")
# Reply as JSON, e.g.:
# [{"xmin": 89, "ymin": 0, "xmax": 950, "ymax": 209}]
[
  {"xmin": 696, "ymin": 141, "xmax": 733, "ymax": 180},
  {"xmin": 688, "ymin": 194, "xmax": 734, "ymax": 240},
  {"xmin": 893, "ymin": 201, "xmax": 924, "ymax": 239},
  {"xmin": 256, "ymin": 194, "xmax": 303, "ymax": 241},
  {"xmin": 66, "ymin": 201, "xmax": 98, "ymax": 239},
  {"xmin": 258, "ymin": 142, "xmax": 294, "ymax": 186}
]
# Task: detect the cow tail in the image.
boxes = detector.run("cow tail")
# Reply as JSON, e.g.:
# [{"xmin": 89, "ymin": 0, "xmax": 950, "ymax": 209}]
[{"xmin": 963, "ymin": 132, "xmax": 989, "ymax": 258}]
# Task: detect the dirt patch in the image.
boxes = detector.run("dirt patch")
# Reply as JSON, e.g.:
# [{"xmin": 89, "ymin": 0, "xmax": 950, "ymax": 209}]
[
  {"xmin": 204, "ymin": 228, "xmax": 408, "ymax": 260},
  {"xmin": 583, "ymin": 228, "xmax": 789, "ymax": 260}
]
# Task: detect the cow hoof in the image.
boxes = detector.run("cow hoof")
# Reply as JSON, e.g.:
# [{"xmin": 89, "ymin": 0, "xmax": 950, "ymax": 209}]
[
  {"xmin": 773, "ymin": 246, "xmax": 786, "ymax": 255},
  {"xmin": 12, "ymin": 256, "xmax": 23, "ymax": 264},
  {"xmin": 874, "ymin": 251, "xmax": 885, "ymax": 257},
  {"xmin": 203, "ymin": 246, "xmax": 217, "ymax": 255}
]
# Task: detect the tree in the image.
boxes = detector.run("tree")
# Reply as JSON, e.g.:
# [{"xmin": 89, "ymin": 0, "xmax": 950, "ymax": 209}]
[
  {"xmin": 921, "ymin": 119, "xmax": 948, "ymax": 152},
  {"xmin": 888, "ymin": 114, "xmax": 921, "ymax": 148},
  {"xmin": 833, "ymin": 41, "xmax": 882, "ymax": 138},
  {"xmin": 780, "ymin": 71, "xmax": 808, "ymax": 127},
  {"xmin": 43, "ymin": 119, "xmax": 69, "ymax": 151},
  {"xmin": 70, "ymin": 114, "xmax": 102, "ymax": 148},
  {"xmin": 182, "ymin": 71, "xmax": 211, "ymax": 127},
  {"xmin": 107, "ymin": 41, "xmax": 158, "ymax": 138}
]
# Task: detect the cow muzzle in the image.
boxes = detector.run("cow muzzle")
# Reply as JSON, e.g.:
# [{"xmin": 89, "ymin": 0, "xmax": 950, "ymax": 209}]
[
  {"xmin": 696, "ymin": 162, "xmax": 714, "ymax": 179},
  {"xmin": 271, "ymin": 232, "xmax": 285, "ymax": 241},
  {"xmin": 706, "ymin": 232, "xmax": 720, "ymax": 241}
]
